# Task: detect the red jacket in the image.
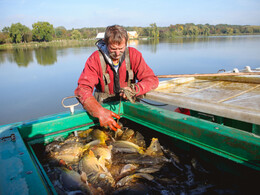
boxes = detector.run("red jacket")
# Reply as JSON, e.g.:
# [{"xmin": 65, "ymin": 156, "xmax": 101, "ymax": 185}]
[{"xmin": 75, "ymin": 47, "xmax": 159, "ymax": 104}]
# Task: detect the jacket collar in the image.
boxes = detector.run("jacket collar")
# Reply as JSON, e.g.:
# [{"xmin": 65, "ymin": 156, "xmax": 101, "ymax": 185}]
[{"xmin": 95, "ymin": 39, "xmax": 125, "ymax": 68}]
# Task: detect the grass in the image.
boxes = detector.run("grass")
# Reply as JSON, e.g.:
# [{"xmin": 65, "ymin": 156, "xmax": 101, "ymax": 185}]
[{"xmin": 0, "ymin": 39, "xmax": 97, "ymax": 50}]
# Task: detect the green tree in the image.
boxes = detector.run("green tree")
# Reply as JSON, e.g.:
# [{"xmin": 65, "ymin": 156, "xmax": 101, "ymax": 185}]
[
  {"xmin": 149, "ymin": 23, "xmax": 159, "ymax": 39},
  {"xmin": 55, "ymin": 26, "xmax": 67, "ymax": 39},
  {"xmin": 0, "ymin": 32, "xmax": 7, "ymax": 44},
  {"xmin": 9, "ymin": 23, "xmax": 31, "ymax": 43},
  {"xmin": 2, "ymin": 27, "xmax": 10, "ymax": 34},
  {"xmin": 227, "ymin": 27, "xmax": 234, "ymax": 35},
  {"xmin": 203, "ymin": 26, "xmax": 210, "ymax": 36},
  {"xmin": 32, "ymin": 22, "xmax": 54, "ymax": 42},
  {"xmin": 71, "ymin": 29, "xmax": 82, "ymax": 40},
  {"xmin": 245, "ymin": 26, "xmax": 253, "ymax": 34}
]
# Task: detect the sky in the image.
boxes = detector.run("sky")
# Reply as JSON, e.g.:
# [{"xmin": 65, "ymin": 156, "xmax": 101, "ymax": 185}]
[{"xmin": 1, "ymin": 0, "xmax": 260, "ymax": 30}]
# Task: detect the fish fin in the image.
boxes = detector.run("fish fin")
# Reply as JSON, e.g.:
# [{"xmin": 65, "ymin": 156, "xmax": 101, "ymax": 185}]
[
  {"xmin": 108, "ymin": 145, "xmax": 113, "ymax": 151},
  {"xmin": 81, "ymin": 171, "xmax": 87, "ymax": 183},
  {"xmin": 138, "ymin": 147, "xmax": 145, "ymax": 154},
  {"xmin": 98, "ymin": 156, "xmax": 108, "ymax": 172},
  {"xmin": 88, "ymin": 150, "xmax": 95, "ymax": 157}
]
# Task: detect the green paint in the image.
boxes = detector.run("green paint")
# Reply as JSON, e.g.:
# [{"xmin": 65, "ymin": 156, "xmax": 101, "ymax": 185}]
[{"xmin": 0, "ymin": 101, "xmax": 259, "ymax": 194}]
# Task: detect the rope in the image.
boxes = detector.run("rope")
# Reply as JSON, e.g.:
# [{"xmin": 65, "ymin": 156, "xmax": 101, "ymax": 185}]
[
  {"xmin": 140, "ymin": 99, "xmax": 168, "ymax": 106},
  {"xmin": 120, "ymin": 84, "xmax": 140, "ymax": 103},
  {"xmin": 120, "ymin": 84, "xmax": 169, "ymax": 106}
]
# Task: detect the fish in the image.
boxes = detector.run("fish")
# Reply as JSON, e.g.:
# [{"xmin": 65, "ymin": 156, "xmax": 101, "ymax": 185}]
[
  {"xmin": 81, "ymin": 139, "xmax": 101, "ymax": 154},
  {"xmin": 91, "ymin": 129, "xmax": 109, "ymax": 144},
  {"xmin": 43, "ymin": 126, "xmax": 179, "ymax": 194},
  {"xmin": 121, "ymin": 129, "xmax": 135, "ymax": 141},
  {"xmin": 91, "ymin": 145, "xmax": 113, "ymax": 164},
  {"xmin": 134, "ymin": 131, "xmax": 146, "ymax": 148},
  {"xmin": 120, "ymin": 129, "xmax": 146, "ymax": 148},
  {"xmin": 79, "ymin": 150, "xmax": 115, "ymax": 190},
  {"xmin": 116, "ymin": 173, "xmax": 154, "ymax": 188},
  {"xmin": 191, "ymin": 158, "xmax": 209, "ymax": 174},
  {"xmin": 113, "ymin": 153, "xmax": 170, "ymax": 165},
  {"xmin": 55, "ymin": 167, "xmax": 91, "ymax": 194},
  {"xmin": 112, "ymin": 140, "xmax": 144, "ymax": 154},
  {"xmin": 115, "ymin": 164, "xmax": 139, "ymax": 181},
  {"xmin": 115, "ymin": 128, "xmax": 123, "ymax": 139},
  {"xmin": 120, "ymin": 164, "xmax": 138, "ymax": 175},
  {"xmin": 78, "ymin": 128, "xmax": 94, "ymax": 138},
  {"xmin": 145, "ymin": 138, "xmax": 164, "ymax": 156},
  {"xmin": 137, "ymin": 164, "xmax": 163, "ymax": 174},
  {"xmin": 50, "ymin": 142, "xmax": 85, "ymax": 164},
  {"xmin": 45, "ymin": 140, "xmax": 62, "ymax": 153},
  {"xmin": 49, "ymin": 139, "xmax": 102, "ymax": 165}
]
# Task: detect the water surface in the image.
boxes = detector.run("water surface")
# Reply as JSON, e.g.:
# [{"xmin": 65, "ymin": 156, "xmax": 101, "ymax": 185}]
[{"xmin": 0, "ymin": 35, "xmax": 260, "ymax": 125}]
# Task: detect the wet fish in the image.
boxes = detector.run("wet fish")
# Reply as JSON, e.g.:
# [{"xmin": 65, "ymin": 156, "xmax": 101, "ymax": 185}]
[
  {"xmin": 191, "ymin": 158, "xmax": 209, "ymax": 174},
  {"xmin": 79, "ymin": 150, "xmax": 115, "ymax": 190},
  {"xmin": 56, "ymin": 167, "xmax": 91, "ymax": 194},
  {"xmin": 81, "ymin": 139, "xmax": 101, "ymax": 153},
  {"xmin": 134, "ymin": 131, "xmax": 146, "ymax": 148},
  {"xmin": 137, "ymin": 164, "xmax": 163, "ymax": 174},
  {"xmin": 78, "ymin": 128, "xmax": 94, "ymax": 138},
  {"xmin": 116, "ymin": 173, "xmax": 154, "ymax": 188},
  {"xmin": 145, "ymin": 138, "xmax": 164, "ymax": 156},
  {"xmin": 121, "ymin": 129, "xmax": 135, "ymax": 141},
  {"xmin": 120, "ymin": 164, "xmax": 138, "ymax": 175},
  {"xmin": 113, "ymin": 153, "xmax": 170, "ymax": 165},
  {"xmin": 45, "ymin": 140, "xmax": 61, "ymax": 153},
  {"xmin": 50, "ymin": 142, "xmax": 85, "ymax": 164},
  {"xmin": 91, "ymin": 145, "xmax": 113, "ymax": 164},
  {"xmin": 91, "ymin": 129, "xmax": 109, "ymax": 144},
  {"xmin": 120, "ymin": 129, "xmax": 146, "ymax": 148},
  {"xmin": 115, "ymin": 128, "xmax": 123, "ymax": 139},
  {"xmin": 112, "ymin": 140, "xmax": 144, "ymax": 154}
]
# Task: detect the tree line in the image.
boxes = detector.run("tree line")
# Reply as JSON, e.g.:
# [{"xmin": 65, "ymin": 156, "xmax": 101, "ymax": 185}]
[{"xmin": 1, "ymin": 22, "xmax": 260, "ymax": 44}]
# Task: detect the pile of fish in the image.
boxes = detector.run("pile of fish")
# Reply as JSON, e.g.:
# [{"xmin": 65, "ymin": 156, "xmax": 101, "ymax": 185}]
[{"xmin": 40, "ymin": 126, "xmax": 231, "ymax": 194}]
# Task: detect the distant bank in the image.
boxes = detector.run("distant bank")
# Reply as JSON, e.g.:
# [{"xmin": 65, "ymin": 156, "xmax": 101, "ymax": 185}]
[{"xmin": 1, "ymin": 34, "xmax": 260, "ymax": 50}]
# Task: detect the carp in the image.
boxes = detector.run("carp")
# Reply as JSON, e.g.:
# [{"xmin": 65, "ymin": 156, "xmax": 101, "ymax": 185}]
[
  {"xmin": 91, "ymin": 144, "xmax": 113, "ymax": 164},
  {"xmin": 79, "ymin": 150, "xmax": 115, "ymax": 191},
  {"xmin": 112, "ymin": 140, "xmax": 144, "ymax": 154},
  {"xmin": 145, "ymin": 138, "xmax": 164, "ymax": 156},
  {"xmin": 113, "ymin": 153, "xmax": 170, "ymax": 165},
  {"xmin": 116, "ymin": 173, "xmax": 154, "ymax": 188},
  {"xmin": 49, "ymin": 142, "xmax": 85, "ymax": 164},
  {"xmin": 55, "ymin": 167, "xmax": 91, "ymax": 194}
]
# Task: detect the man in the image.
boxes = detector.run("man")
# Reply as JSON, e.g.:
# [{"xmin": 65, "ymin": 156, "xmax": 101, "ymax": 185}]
[{"xmin": 75, "ymin": 25, "xmax": 159, "ymax": 131}]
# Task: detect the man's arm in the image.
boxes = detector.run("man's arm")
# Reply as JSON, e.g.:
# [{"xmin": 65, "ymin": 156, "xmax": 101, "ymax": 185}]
[
  {"xmin": 129, "ymin": 47, "xmax": 159, "ymax": 96},
  {"xmin": 75, "ymin": 52, "xmax": 121, "ymax": 131}
]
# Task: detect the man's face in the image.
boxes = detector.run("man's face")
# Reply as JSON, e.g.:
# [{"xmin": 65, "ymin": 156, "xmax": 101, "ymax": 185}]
[{"xmin": 107, "ymin": 40, "xmax": 126, "ymax": 61}]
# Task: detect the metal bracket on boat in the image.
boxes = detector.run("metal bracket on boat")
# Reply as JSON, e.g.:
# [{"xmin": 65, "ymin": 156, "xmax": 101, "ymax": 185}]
[
  {"xmin": 61, "ymin": 96, "xmax": 79, "ymax": 114},
  {"xmin": 0, "ymin": 133, "xmax": 16, "ymax": 142},
  {"xmin": 197, "ymin": 112, "xmax": 215, "ymax": 122}
]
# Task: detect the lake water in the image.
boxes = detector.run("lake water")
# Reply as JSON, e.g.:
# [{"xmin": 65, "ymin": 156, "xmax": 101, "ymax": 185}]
[{"xmin": 0, "ymin": 35, "xmax": 260, "ymax": 125}]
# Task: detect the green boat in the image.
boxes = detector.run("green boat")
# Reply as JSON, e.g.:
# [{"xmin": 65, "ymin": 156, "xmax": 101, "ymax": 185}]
[{"xmin": 0, "ymin": 68, "xmax": 259, "ymax": 194}]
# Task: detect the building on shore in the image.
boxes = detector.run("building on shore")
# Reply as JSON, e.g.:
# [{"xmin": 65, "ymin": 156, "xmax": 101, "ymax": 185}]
[{"xmin": 96, "ymin": 31, "xmax": 138, "ymax": 39}]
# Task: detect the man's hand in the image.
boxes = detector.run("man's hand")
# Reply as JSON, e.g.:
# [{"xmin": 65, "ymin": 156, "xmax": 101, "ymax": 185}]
[
  {"xmin": 98, "ymin": 108, "xmax": 121, "ymax": 131},
  {"xmin": 119, "ymin": 87, "xmax": 133, "ymax": 100},
  {"xmin": 83, "ymin": 96, "xmax": 121, "ymax": 131}
]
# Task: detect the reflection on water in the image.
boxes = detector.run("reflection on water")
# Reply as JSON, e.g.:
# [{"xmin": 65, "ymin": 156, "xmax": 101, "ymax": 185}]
[
  {"xmin": 35, "ymin": 47, "xmax": 57, "ymax": 65},
  {"xmin": 1, "ymin": 35, "xmax": 259, "ymax": 67},
  {"xmin": 0, "ymin": 47, "xmax": 57, "ymax": 67},
  {"xmin": 0, "ymin": 37, "xmax": 216, "ymax": 66},
  {"xmin": 0, "ymin": 35, "xmax": 260, "ymax": 125},
  {"xmin": 12, "ymin": 49, "xmax": 34, "ymax": 67}
]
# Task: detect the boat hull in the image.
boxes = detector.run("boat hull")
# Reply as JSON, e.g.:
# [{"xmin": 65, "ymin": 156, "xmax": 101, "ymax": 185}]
[{"xmin": 0, "ymin": 101, "xmax": 259, "ymax": 194}]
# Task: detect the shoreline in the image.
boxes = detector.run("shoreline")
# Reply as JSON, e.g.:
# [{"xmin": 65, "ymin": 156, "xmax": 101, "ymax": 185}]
[
  {"xmin": 1, "ymin": 34, "xmax": 260, "ymax": 50},
  {"xmin": 0, "ymin": 39, "xmax": 97, "ymax": 50}
]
